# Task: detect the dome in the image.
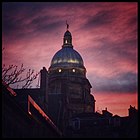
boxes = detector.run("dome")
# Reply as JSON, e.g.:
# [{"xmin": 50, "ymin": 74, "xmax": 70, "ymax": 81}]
[
  {"xmin": 49, "ymin": 28, "xmax": 85, "ymax": 71},
  {"xmin": 50, "ymin": 47, "xmax": 84, "ymax": 69}
]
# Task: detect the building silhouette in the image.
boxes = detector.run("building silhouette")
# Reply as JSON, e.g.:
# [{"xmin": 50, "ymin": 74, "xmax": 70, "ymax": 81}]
[
  {"xmin": 2, "ymin": 26, "xmax": 138, "ymax": 138},
  {"xmin": 47, "ymin": 27, "xmax": 96, "ymax": 131}
]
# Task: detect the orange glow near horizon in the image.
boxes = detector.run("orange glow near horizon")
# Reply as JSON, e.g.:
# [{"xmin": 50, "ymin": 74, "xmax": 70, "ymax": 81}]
[{"xmin": 94, "ymin": 92, "xmax": 138, "ymax": 117}]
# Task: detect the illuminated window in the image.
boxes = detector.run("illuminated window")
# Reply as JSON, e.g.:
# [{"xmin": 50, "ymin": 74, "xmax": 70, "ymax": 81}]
[
  {"xmin": 72, "ymin": 69, "xmax": 75, "ymax": 72},
  {"xmin": 58, "ymin": 69, "xmax": 62, "ymax": 72},
  {"xmin": 65, "ymin": 40, "xmax": 67, "ymax": 44}
]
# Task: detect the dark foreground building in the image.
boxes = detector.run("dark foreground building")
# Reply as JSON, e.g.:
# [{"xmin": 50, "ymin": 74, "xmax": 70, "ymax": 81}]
[
  {"xmin": 65, "ymin": 107, "xmax": 138, "ymax": 138},
  {"xmin": 2, "ymin": 26, "xmax": 138, "ymax": 138},
  {"xmin": 2, "ymin": 81, "xmax": 62, "ymax": 138}
]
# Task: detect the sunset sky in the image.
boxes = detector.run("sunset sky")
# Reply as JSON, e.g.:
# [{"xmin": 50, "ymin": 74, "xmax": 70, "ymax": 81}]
[{"xmin": 2, "ymin": 2, "xmax": 138, "ymax": 116}]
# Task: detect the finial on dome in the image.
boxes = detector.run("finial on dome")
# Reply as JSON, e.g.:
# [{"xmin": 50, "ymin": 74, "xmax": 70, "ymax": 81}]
[{"xmin": 66, "ymin": 20, "xmax": 69, "ymax": 30}]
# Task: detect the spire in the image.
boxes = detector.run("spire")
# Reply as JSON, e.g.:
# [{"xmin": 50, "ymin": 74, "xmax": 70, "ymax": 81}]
[
  {"xmin": 66, "ymin": 20, "xmax": 69, "ymax": 30},
  {"xmin": 62, "ymin": 21, "xmax": 73, "ymax": 48}
]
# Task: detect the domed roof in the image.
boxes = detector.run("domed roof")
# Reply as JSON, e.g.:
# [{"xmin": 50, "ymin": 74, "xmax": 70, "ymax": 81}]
[
  {"xmin": 50, "ymin": 47, "xmax": 84, "ymax": 68},
  {"xmin": 49, "ymin": 28, "xmax": 85, "ymax": 70}
]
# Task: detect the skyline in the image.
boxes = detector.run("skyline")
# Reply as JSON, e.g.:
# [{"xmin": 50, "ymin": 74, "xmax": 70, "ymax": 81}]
[{"xmin": 2, "ymin": 2, "xmax": 138, "ymax": 116}]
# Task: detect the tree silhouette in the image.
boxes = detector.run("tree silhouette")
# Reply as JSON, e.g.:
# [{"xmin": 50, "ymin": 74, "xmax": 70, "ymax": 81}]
[{"xmin": 2, "ymin": 63, "xmax": 39, "ymax": 89}]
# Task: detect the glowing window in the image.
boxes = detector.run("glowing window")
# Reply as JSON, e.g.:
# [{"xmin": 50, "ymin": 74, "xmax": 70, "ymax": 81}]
[
  {"xmin": 58, "ymin": 69, "xmax": 62, "ymax": 72},
  {"xmin": 65, "ymin": 40, "xmax": 67, "ymax": 44},
  {"xmin": 72, "ymin": 69, "xmax": 75, "ymax": 72}
]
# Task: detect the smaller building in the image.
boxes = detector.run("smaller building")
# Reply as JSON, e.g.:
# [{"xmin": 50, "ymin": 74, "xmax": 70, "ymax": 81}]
[{"xmin": 64, "ymin": 107, "xmax": 138, "ymax": 138}]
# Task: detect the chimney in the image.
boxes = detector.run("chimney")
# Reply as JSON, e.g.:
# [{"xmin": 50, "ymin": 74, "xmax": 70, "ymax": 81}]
[{"xmin": 40, "ymin": 67, "xmax": 48, "ymax": 112}]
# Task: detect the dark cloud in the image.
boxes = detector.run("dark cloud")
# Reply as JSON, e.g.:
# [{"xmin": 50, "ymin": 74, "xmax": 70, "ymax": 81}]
[
  {"xmin": 128, "ymin": 15, "xmax": 137, "ymax": 26},
  {"xmin": 92, "ymin": 72, "xmax": 137, "ymax": 93},
  {"xmin": 2, "ymin": 3, "xmax": 38, "ymax": 40},
  {"xmin": 84, "ymin": 35, "xmax": 137, "ymax": 69},
  {"xmin": 30, "ymin": 16, "xmax": 63, "ymax": 33},
  {"xmin": 31, "ymin": 16, "xmax": 50, "ymax": 26},
  {"xmin": 113, "ymin": 40, "xmax": 137, "ymax": 63},
  {"xmin": 2, "ymin": 2, "xmax": 69, "ymax": 43},
  {"xmin": 2, "ymin": 3, "xmax": 43, "ymax": 26},
  {"xmin": 83, "ymin": 10, "xmax": 116, "ymax": 29}
]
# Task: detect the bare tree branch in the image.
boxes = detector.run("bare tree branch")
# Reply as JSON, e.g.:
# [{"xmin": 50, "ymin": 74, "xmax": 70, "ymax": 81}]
[{"xmin": 2, "ymin": 64, "xmax": 39, "ymax": 89}]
